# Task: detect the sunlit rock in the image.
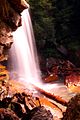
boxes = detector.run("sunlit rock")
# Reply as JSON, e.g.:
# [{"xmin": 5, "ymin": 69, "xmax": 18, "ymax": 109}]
[{"xmin": 65, "ymin": 72, "xmax": 80, "ymax": 93}]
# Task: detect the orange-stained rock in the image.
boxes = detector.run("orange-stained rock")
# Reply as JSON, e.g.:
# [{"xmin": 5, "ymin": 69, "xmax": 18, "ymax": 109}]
[
  {"xmin": 0, "ymin": 19, "xmax": 13, "ymax": 47},
  {"xmin": 65, "ymin": 72, "xmax": 80, "ymax": 93},
  {"xmin": 0, "ymin": 64, "xmax": 9, "ymax": 81},
  {"xmin": 65, "ymin": 73, "xmax": 80, "ymax": 86},
  {"xmin": 0, "ymin": 0, "xmax": 21, "ymax": 31},
  {"xmin": 0, "ymin": 19, "xmax": 13, "ymax": 61},
  {"xmin": 0, "ymin": 0, "xmax": 29, "ymax": 62},
  {"xmin": 43, "ymin": 74, "xmax": 58, "ymax": 83}
]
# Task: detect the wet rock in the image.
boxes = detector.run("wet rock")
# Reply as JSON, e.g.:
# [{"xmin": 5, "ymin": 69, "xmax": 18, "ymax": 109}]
[
  {"xmin": 0, "ymin": 108, "xmax": 19, "ymax": 120},
  {"xmin": 65, "ymin": 73, "xmax": 80, "ymax": 87},
  {"xmin": 11, "ymin": 102, "xmax": 24, "ymax": 118},
  {"xmin": 22, "ymin": 106, "xmax": 53, "ymax": 120},
  {"xmin": 62, "ymin": 94, "xmax": 80, "ymax": 120}
]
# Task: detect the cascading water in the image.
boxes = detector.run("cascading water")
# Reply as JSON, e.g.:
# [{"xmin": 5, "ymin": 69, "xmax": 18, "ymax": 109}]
[
  {"xmin": 8, "ymin": 9, "xmax": 42, "ymax": 86},
  {"xmin": 8, "ymin": 8, "xmax": 61, "ymax": 90},
  {"xmin": 8, "ymin": 8, "xmax": 74, "ymax": 103},
  {"xmin": 7, "ymin": 7, "xmax": 76, "ymax": 119},
  {"xmin": 8, "ymin": 8, "xmax": 66, "ymax": 89}
]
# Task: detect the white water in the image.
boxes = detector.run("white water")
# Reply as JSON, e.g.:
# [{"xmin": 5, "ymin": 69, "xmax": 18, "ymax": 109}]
[
  {"xmin": 8, "ymin": 9, "xmax": 74, "ymax": 101},
  {"xmin": 7, "ymin": 8, "xmax": 75, "ymax": 119},
  {"xmin": 8, "ymin": 8, "xmax": 63, "ymax": 90},
  {"xmin": 8, "ymin": 9, "xmax": 42, "ymax": 86}
]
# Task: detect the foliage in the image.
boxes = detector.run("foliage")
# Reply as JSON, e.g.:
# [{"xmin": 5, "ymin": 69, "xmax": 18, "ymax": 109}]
[
  {"xmin": 28, "ymin": 0, "xmax": 54, "ymax": 55},
  {"xmin": 27, "ymin": 0, "xmax": 80, "ymax": 57},
  {"xmin": 54, "ymin": 0, "xmax": 80, "ymax": 50}
]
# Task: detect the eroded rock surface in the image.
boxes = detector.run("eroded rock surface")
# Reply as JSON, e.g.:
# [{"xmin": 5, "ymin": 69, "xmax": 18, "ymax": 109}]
[
  {"xmin": 0, "ymin": 0, "xmax": 28, "ymax": 62},
  {"xmin": 0, "ymin": 108, "xmax": 19, "ymax": 120},
  {"xmin": 22, "ymin": 106, "xmax": 53, "ymax": 120}
]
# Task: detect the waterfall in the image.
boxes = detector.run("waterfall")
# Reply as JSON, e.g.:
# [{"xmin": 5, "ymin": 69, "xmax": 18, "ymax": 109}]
[
  {"xmin": 8, "ymin": 8, "xmax": 65, "ymax": 90},
  {"xmin": 8, "ymin": 8, "xmax": 73, "ymax": 98},
  {"xmin": 8, "ymin": 8, "xmax": 61, "ymax": 90},
  {"xmin": 8, "ymin": 9, "xmax": 41, "ymax": 86}
]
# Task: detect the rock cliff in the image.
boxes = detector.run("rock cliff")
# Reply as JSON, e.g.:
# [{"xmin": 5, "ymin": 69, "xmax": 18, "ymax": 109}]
[{"xmin": 0, "ymin": 0, "xmax": 28, "ymax": 62}]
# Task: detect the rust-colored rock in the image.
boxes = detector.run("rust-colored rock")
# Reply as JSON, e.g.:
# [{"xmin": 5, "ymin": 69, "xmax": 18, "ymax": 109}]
[
  {"xmin": 43, "ymin": 74, "xmax": 58, "ymax": 83},
  {"xmin": 0, "ymin": 19, "xmax": 13, "ymax": 48},
  {"xmin": 0, "ymin": 0, "xmax": 22, "ymax": 31},
  {"xmin": 0, "ymin": 0, "xmax": 29, "ymax": 62},
  {"xmin": 0, "ymin": 19, "xmax": 13, "ymax": 61}
]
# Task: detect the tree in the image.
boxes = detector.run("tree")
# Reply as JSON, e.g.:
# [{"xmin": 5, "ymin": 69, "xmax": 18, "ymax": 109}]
[
  {"xmin": 28, "ymin": 0, "xmax": 54, "ymax": 50},
  {"xmin": 28, "ymin": 0, "xmax": 80, "ymax": 59}
]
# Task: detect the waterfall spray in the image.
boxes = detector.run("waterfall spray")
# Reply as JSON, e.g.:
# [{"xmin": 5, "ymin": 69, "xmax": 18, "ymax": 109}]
[
  {"xmin": 8, "ymin": 8, "xmax": 67, "ymax": 92},
  {"xmin": 8, "ymin": 9, "xmax": 42, "ymax": 86}
]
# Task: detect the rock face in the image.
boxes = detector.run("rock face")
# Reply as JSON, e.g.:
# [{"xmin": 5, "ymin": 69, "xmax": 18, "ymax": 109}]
[
  {"xmin": 22, "ymin": 106, "xmax": 53, "ymax": 120},
  {"xmin": 62, "ymin": 94, "xmax": 80, "ymax": 120},
  {"xmin": 7, "ymin": 0, "xmax": 29, "ymax": 13},
  {"xmin": 0, "ymin": 0, "xmax": 28, "ymax": 62},
  {"xmin": 0, "ymin": 108, "xmax": 19, "ymax": 120}
]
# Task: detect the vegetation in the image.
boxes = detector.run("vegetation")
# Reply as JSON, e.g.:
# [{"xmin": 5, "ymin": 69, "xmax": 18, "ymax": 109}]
[{"xmin": 27, "ymin": 0, "xmax": 80, "ymax": 58}]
